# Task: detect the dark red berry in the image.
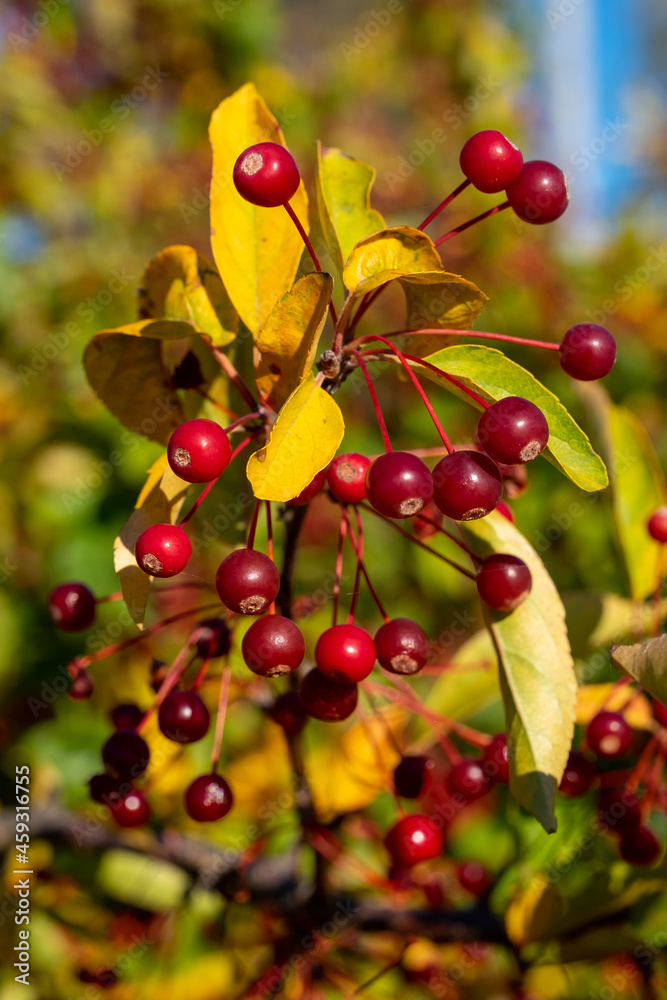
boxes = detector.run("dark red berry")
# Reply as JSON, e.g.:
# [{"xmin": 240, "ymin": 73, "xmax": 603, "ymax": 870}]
[
  {"xmin": 647, "ymin": 508, "xmax": 667, "ymax": 544},
  {"xmin": 135, "ymin": 523, "xmax": 191, "ymax": 578},
  {"xmin": 619, "ymin": 826, "xmax": 662, "ymax": 866},
  {"xmin": 559, "ymin": 751, "xmax": 597, "ymax": 797},
  {"xmin": 457, "ymin": 861, "xmax": 492, "ymax": 896},
  {"xmin": 505, "ymin": 160, "xmax": 569, "ymax": 224},
  {"xmin": 268, "ymin": 691, "xmax": 308, "ymax": 735},
  {"xmin": 447, "ymin": 758, "xmax": 492, "ymax": 801},
  {"xmin": 233, "ymin": 142, "xmax": 300, "ymax": 208},
  {"xmin": 477, "ymin": 396, "xmax": 549, "ymax": 466},
  {"xmin": 375, "ymin": 618, "xmax": 429, "ymax": 676},
  {"xmin": 412, "ymin": 500, "xmax": 443, "ymax": 539},
  {"xmin": 158, "ymin": 690, "xmax": 210, "ymax": 744},
  {"xmin": 653, "ymin": 700, "xmax": 667, "ymax": 727},
  {"xmin": 459, "ymin": 129, "xmax": 523, "ymax": 194},
  {"xmin": 384, "ymin": 814, "xmax": 444, "ymax": 867},
  {"xmin": 167, "ymin": 418, "xmax": 232, "ymax": 483},
  {"xmin": 288, "ymin": 467, "xmax": 328, "ymax": 505},
  {"xmin": 242, "ymin": 615, "xmax": 305, "ymax": 677},
  {"xmin": 587, "ymin": 711, "xmax": 633, "ymax": 758},
  {"xmin": 560, "ymin": 323, "xmax": 616, "ymax": 381},
  {"xmin": 78, "ymin": 969, "xmax": 118, "ymax": 989},
  {"xmin": 365, "ymin": 451, "xmax": 434, "ymax": 519},
  {"xmin": 476, "ymin": 554, "xmax": 532, "ymax": 612},
  {"xmin": 110, "ymin": 789, "xmax": 151, "ymax": 828},
  {"xmin": 215, "ymin": 549, "xmax": 280, "ymax": 615},
  {"xmin": 88, "ymin": 773, "xmax": 125, "ymax": 805},
  {"xmin": 327, "ymin": 453, "xmax": 371, "ymax": 504},
  {"xmin": 48, "ymin": 582, "xmax": 96, "ymax": 632},
  {"xmin": 597, "ymin": 788, "xmax": 642, "ymax": 834},
  {"xmin": 481, "ymin": 733, "xmax": 509, "ymax": 783},
  {"xmin": 432, "ymin": 450, "xmax": 502, "ymax": 521},
  {"xmin": 184, "ymin": 773, "xmax": 233, "ymax": 822},
  {"xmin": 194, "ymin": 618, "xmax": 232, "ymax": 659},
  {"xmin": 299, "ymin": 667, "xmax": 358, "ymax": 722},
  {"xmin": 69, "ymin": 672, "xmax": 94, "ymax": 701},
  {"xmin": 393, "ymin": 756, "xmax": 435, "ymax": 798},
  {"xmin": 110, "ymin": 704, "xmax": 143, "ymax": 730},
  {"xmin": 315, "ymin": 623, "xmax": 376, "ymax": 683},
  {"xmin": 102, "ymin": 729, "xmax": 150, "ymax": 780}
]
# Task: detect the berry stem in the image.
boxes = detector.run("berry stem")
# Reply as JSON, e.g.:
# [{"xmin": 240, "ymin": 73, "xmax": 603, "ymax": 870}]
[
  {"xmin": 363, "ymin": 348, "xmax": 490, "ymax": 410},
  {"xmin": 413, "ymin": 510, "xmax": 482, "ymax": 563},
  {"xmin": 137, "ymin": 642, "xmax": 198, "ymax": 732},
  {"xmin": 224, "ymin": 411, "xmax": 263, "ymax": 434},
  {"xmin": 364, "ymin": 678, "xmax": 487, "ymax": 751},
  {"xmin": 191, "ymin": 656, "xmax": 211, "ymax": 691},
  {"xmin": 211, "ymin": 664, "xmax": 232, "ymax": 774},
  {"xmin": 644, "ymin": 747, "xmax": 666, "ymax": 814},
  {"xmin": 627, "ymin": 735, "xmax": 659, "ymax": 794},
  {"xmin": 364, "ymin": 327, "xmax": 562, "ymax": 352},
  {"xmin": 434, "ymin": 201, "xmax": 510, "ymax": 246},
  {"xmin": 348, "ymin": 349, "xmax": 392, "ymax": 453},
  {"xmin": 417, "ymin": 178, "xmax": 471, "ymax": 231},
  {"xmin": 332, "ymin": 507, "xmax": 349, "ymax": 627},
  {"xmin": 203, "ymin": 339, "xmax": 260, "ymax": 413},
  {"xmin": 95, "ymin": 591, "xmax": 124, "ymax": 604},
  {"xmin": 266, "ymin": 501, "xmax": 276, "ymax": 615},
  {"xmin": 347, "ymin": 507, "xmax": 364, "ymax": 625},
  {"xmin": 284, "ymin": 202, "xmax": 338, "ymax": 327},
  {"xmin": 349, "ymin": 507, "xmax": 390, "ymax": 622},
  {"xmin": 178, "ymin": 434, "xmax": 256, "ymax": 526},
  {"xmin": 360, "ymin": 503, "xmax": 477, "ymax": 580},
  {"xmin": 194, "ymin": 387, "xmax": 239, "ymax": 421},
  {"xmin": 246, "ymin": 499, "xmax": 262, "ymax": 550}
]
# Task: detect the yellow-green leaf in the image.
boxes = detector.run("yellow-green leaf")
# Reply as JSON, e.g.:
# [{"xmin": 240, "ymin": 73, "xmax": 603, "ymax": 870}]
[
  {"xmin": 246, "ymin": 373, "xmax": 344, "ymax": 502},
  {"xmin": 399, "ymin": 270, "xmax": 488, "ymax": 357},
  {"xmin": 342, "ymin": 226, "xmax": 443, "ymax": 294},
  {"xmin": 208, "ymin": 82, "xmax": 309, "ymax": 339},
  {"xmin": 255, "ymin": 272, "xmax": 333, "ymax": 410},
  {"xmin": 576, "ymin": 683, "xmax": 653, "ymax": 731},
  {"xmin": 138, "ymin": 244, "xmax": 237, "ymax": 347},
  {"xmin": 611, "ymin": 633, "xmax": 667, "ymax": 704},
  {"xmin": 113, "ymin": 454, "xmax": 189, "ymax": 628},
  {"xmin": 465, "ymin": 512, "xmax": 578, "ymax": 833}
]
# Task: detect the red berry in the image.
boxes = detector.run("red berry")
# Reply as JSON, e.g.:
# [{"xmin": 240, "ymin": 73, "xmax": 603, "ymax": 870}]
[
  {"xmin": 185, "ymin": 773, "xmax": 233, "ymax": 822},
  {"xmin": 365, "ymin": 451, "xmax": 434, "ymax": 519},
  {"xmin": 457, "ymin": 861, "xmax": 492, "ymax": 896},
  {"xmin": 215, "ymin": 549, "xmax": 280, "ymax": 615},
  {"xmin": 110, "ymin": 704, "xmax": 143, "ymax": 730},
  {"xmin": 481, "ymin": 733, "xmax": 510, "ymax": 784},
  {"xmin": 69, "ymin": 672, "xmax": 94, "ymax": 701},
  {"xmin": 587, "ymin": 711, "xmax": 633, "ymax": 758},
  {"xmin": 653, "ymin": 700, "xmax": 667, "ymax": 727},
  {"xmin": 618, "ymin": 826, "xmax": 662, "ymax": 866},
  {"xmin": 505, "ymin": 160, "xmax": 569, "ymax": 224},
  {"xmin": 597, "ymin": 787, "xmax": 642, "ymax": 834},
  {"xmin": 268, "ymin": 691, "xmax": 308, "ymax": 735},
  {"xmin": 647, "ymin": 508, "xmax": 667, "ymax": 544},
  {"xmin": 432, "ymin": 450, "xmax": 503, "ymax": 521},
  {"xmin": 560, "ymin": 323, "xmax": 616, "ymax": 381},
  {"xmin": 194, "ymin": 618, "xmax": 232, "ymax": 659},
  {"xmin": 477, "ymin": 396, "xmax": 549, "ymax": 465},
  {"xmin": 459, "ymin": 129, "xmax": 523, "ymax": 194},
  {"xmin": 110, "ymin": 789, "xmax": 151, "ymax": 828},
  {"xmin": 102, "ymin": 729, "xmax": 150, "ymax": 781},
  {"xmin": 288, "ymin": 468, "xmax": 328, "ymax": 505},
  {"xmin": 384, "ymin": 814, "xmax": 444, "ymax": 868},
  {"xmin": 158, "ymin": 690, "xmax": 210, "ymax": 744},
  {"xmin": 559, "ymin": 751, "xmax": 596, "ymax": 797},
  {"xmin": 412, "ymin": 500, "xmax": 443, "ymax": 539},
  {"xmin": 447, "ymin": 758, "xmax": 492, "ymax": 801},
  {"xmin": 393, "ymin": 756, "xmax": 435, "ymax": 798},
  {"xmin": 315, "ymin": 623, "xmax": 376, "ymax": 683},
  {"xmin": 167, "ymin": 418, "xmax": 232, "ymax": 483},
  {"xmin": 496, "ymin": 500, "xmax": 515, "ymax": 524},
  {"xmin": 88, "ymin": 773, "xmax": 125, "ymax": 805},
  {"xmin": 48, "ymin": 582, "xmax": 96, "ymax": 632},
  {"xmin": 233, "ymin": 142, "xmax": 300, "ymax": 208},
  {"xmin": 375, "ymin": 618, "xmax": 429, "ymax": 676},
  {"xmin": 327, "ymin": 453, "xmax": 371, "ymax": 504},
  {"xmin": 476, "ymin": 554, "xmax": 532, "ymax": 612},
  {"xmin": 242, "ymin": 615, "xmax": 305, "ymax": 677},
  {"xmin": 299, "ymin": 667, "xmax": 358, "ymax": 722},
  {"xmin": 135, "ymin": 523, "xmax": 191, "ymax": 578}
]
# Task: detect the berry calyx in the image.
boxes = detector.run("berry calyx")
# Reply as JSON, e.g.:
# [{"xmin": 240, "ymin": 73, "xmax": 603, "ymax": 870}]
[
  {"xmin": 586, "ymin": 711, "xmax": 633, "ymax": 759},
  {"xmin": 457, "ymin": 861, "xmax": 492, "ymax": 896},
  {"xmin": 315, "ymin": 623, "xmax": 376, "ymax": 683},
  {"xmin": 383, "ymin": 815, "xmax": 444, "ymax": 868},
  {"xmin": 647, "ymin": 508, "xmax": 667, "ymax": 544},
  {"xmin": 505, "ymin": 160, "xmax": 569, "ymax": 224},
  {"xmin": 184, "ymin": 773, "xmax": 233, "ymax": 822},
  {"xmin": 242, "ymin": 615, "xmax": 305, "ymax": 677},
  {"xmin": 476, "ymin": 554, "xmax": 532, "ymax": 612},
  {"xmin": 215, "ymin": 549, "xmax": 280, "ymax": 615},
  {"xmin": 597, "ymin": 787, "xmax": 642, "ymax": 834},
  {"xmin": 459, "ymin": 130, "xmax": 523, "ymax": 194},
  {"xmin": 618, "ymin": 826, "xmax": 662, "ymax": 867},
  {"xmin": 432, "ymin": 450, "xmax": 503, "ymax": 521},
  {"xmin": 109, "ymin": 790, "xmax": 151, "ymax": 828},
  {"xmin": 327, "ymin": 452, "xmax": 371, "ymax": 504},
  {"xmin": 158, "ymin": 690, "xmax": 210, "ymax": 744},
  {"xmin": 194, "ymin": 618, "xmax": 232, "ymax": 659},
  {"xmin": 299, "ymin": 667, "xmax": 358, "ymax": 722},
  {"xmin": 110, "ymin": 704, "xmax": 143, "ymax": 730},
  {"xmin": 288, "ymin": 468, "xmax": 327, "ymax": 505},
  {"xmin": 102, "ymin": 729, "xmax": 150, "ymax": 780},
  {"xmin": 558, "ymin": 751, "xmax": 596, "ymax": 797},
  {"xmin": 447, "ymin": 758, "xmax": 493, "ymax": 801},
  {"xmin": 135, "ymin": 523, "xmax": 191, "ymax": 578},
  {"xmin": 393, "ymin": 756, "xmax": 435, "ymax": 799},
  {"xmin": 375, "ymin": 618, "xmax": 429, "ymax": 676},
  {"xmin": 560, "ymin": 323, "xmax": 616, "ymax": 381},
  {"xmin": 477, "ymin": 396, "xmax": 549, "ymax": 465},
  {"xmin": 167, "ymin": 418, "xmax": 232, "ymax": 483},
  {"xmin": 48, "ymin": 582, "xmax": 96, "ymax": 632},
  {"xmin": 268, "ymin": 691, "xmax": 308, "ymax": 735},
  {"xmin": 481, "ymin": 733, "xmax": 510, "ymax": 783},
  {"xmin": 365, "ymin": 451, "xmax": 434, "ymax": 519},
  {"xmin": 233, "ymin": 142, "xmax": 300, "ymax": 208}
]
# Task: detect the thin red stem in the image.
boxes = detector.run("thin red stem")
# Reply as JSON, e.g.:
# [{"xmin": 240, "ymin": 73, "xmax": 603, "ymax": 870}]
[
  {"xmin": 266, "ymin": 501, "xmax": 276, "ymax": 615},
  {"xmin": 360, "ymin": 503, "xmax": 477, "ymax": 580},
  {"xmin": 246, "ymin": 499, "xmax": 262, "ymax": 550},
  {"xmin": 178, "ymin": 434, "xmax": 255, "ymax": 526},
  {"xmin": 191, "ymin": 656, "xmax": 211, "ymax": 691},
  {"xmin": 434, "ymin": 201, "xmax": 510, "ymax": 246},
  {"xmin": 644, "ymin": 748, "xmax": 666, "ymax": 813},
  {"xmin": 366, "ymin": 327, "xmax": 562, "ymax": 352},
  {"xmin": 137, "ymin": 643, "xmax": 198, "ymax": 732},
  {"xmin": 284, "ymin": 202, "xmax": 338, "ymax": 327},
  {"xmin": 418, "ymin": 178, "xmax": 471, "ymax": 231},
  {"xmin": 194, "ymin": 387, "xmax": 239, "ymax": 421},
  {"xmin": 627, "ymin": 735, "xmax": 659, "ymax": 794},
  {"xmin": 204, "ymin": 340, "xmax": 259, "ymax": 412},
  {"xmin": 224, "ymin": 411, "xmax": 263, "ymax": 434},
  {"xmin": 364, "ymin": 348, "xmax": 490, "ymax": 410},
  {"xmin": 348, "ymin": 507, "xmax": 390, "ymax": 622},
  {"xmin": 347, "ymin": 508, "xmax": 364, "ymax": 625},
  {"xmin": 211, "ymin": 665, "xmax": 232, "ymax": 774},
  {"xmin": 95, "ymin": 592, "xmax": 124, "ymax": 604},
  {"xmin": 348, "ymin": 348, "xmax": 392, "ymax": 453},
  {"xmin": 332, "ymin": 507, "xmax": 349, "ymax": 626}
]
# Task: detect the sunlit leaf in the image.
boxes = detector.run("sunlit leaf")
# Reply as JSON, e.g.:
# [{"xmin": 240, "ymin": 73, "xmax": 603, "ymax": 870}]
[
  {"xmin": 97, "ymin": 849, "xmax": 190, "ymax": 911},
  {"xmin": 505, "ymin": 879, "xmax": 562, "ymax": 946},
  {"xmin": 342, "ymin": 226, "xmax": 443, "ymax": 294},
  {"xmin": 399, "ymin": 270, "xmax": 488, "ymax": 356},
  {"xmin": 576, "ymin": 682, "xmax": 653, "ymax": 730},
  {"xmin": 611, "ymin": 633, "xmax": 667, "ymax": 704}
]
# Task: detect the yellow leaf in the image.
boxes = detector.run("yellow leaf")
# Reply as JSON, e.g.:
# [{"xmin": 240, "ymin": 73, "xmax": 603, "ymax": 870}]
[
  {"xmin": 246, "ymin": 373, "xmax": 344, "ymax": 502},
  {"xmin": 113, "ymin": 454, "xmax": 189, "ymax": 628},
  {"xmin": 208, "ymin": 82, "xmax": 309, "ymax": 339},
  {"xmin": 255, "ymin": 272, "xmax": 333, "ymax": 410},
  {"xmin": 342, "ymin": 226, "xmax": 443, "ymax": 294},
  {"xmin": 576, "ymin": 683, "xmax": 653, "ymax": 731},
  {"xmin": 505, "ymin": 877, "xmax": 563, "ymax": 946},
  {"xmin": 399, "ymin": 269, "xmax": 488, "ymax": 356}
]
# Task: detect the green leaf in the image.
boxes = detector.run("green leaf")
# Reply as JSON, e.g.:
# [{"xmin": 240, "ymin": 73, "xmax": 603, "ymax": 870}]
[
  {"xmin": 342, "ymin": 226, "xmax": 443, "ymax": 294},
  {"xmin": 465, "ymin": 512, "xmax": 578, "ymax": 833},
  {"xmin": 97, "ymin": 849, "xmax": 190, "ymax": 911},
  {"xmin": 315, "ymin": 143, "xmax": 385, "ymax": 278},
  {"xmin": 419, "ymin": 344, "xmax": 609, "ymax": 493},
  {"xmin": 611, "ymin": 633, "xmax": 667, "ymax": 704}
]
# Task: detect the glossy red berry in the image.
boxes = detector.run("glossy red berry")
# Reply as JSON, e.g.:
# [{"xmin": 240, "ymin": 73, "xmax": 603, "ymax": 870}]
[
  {"xmin": 393, "ymin": 756, "xmax": 435, "ymax": 798},
  {"xmin": 384, "ymin": 815, "xmax": 444, "ymax": 868},
  {"xmin": 647, "ymin": 508, "xmax": 667, "ymax": 544},
  {"xmin": 194, "ymin": 618, "xmax": 232, "ymax": 659},
  {"xmin": 299, "ymin": 667, "xmax": 358, "ymax": 722},
  {"xmin": 459, "ymin": 130, "xmax": 523, "ymax": 193},
  {"xmin": 597, "ymin": 788, "xmax": 642, "ymax": 834},
  {"xmin": 102, "ymin": 729, "xmax": 150, "ymax": 780},
  {"xmin": 268, "ymin": 691, "xmax": 308, "ymax": 735},
  {"xmin": 184, "ymin": 773, "xmax": 233, "ymax": 822},
  {"xmin": 559, "ymin": 751, "xmax": 597, "ymax": 797},
  {"xmin": 287, "ymin": 467, "xmax": 328, "ymax": 505},
  {"xmin": 477, "ymin": 396, "xmax": 549, "ymax": 465},
  {"xmin": 457, "ymin": 861, "xmax": 492, "ymax": 896},
  {"xmin": 135, "ymin": 523, "xmax": 191, "ymax": 578},
  {"xmin": 48, "ymin": 582, "xmax": 96, "ymax": 632},
  {"xmin": 587, "ymin": 711, "xmax": 633, "ymax": 758},
  {"xmin": 327, "ymin": 453, "xmax": 371, "ymax": 504},
  {"xmin": 476, "ymin": 554, "xmax": 532, "ymax": 612},
  {"xmin": 365, "ymin": 451, "xmax": 434, "ymax": 519},
  {"xmin": 215, "ymin": 549, "xmax": 280, "ymax": 615},
  {"xmin": 233, "ymin": 142, "xmax": 300, "ymax": 208},
  {"xmin": 315, "ymin": 623, "xmax": 376, "ymax": 683},
  {"xmin": 481, "ymin": 733, "xmax": 510, "ymax": 783},
  {"xmin": 167, "ymin": 418, "xmax": 232, "ymax": 483},
  {"xmin": 242, "ymin": 615, "xmax": 305, "ymax": 677},
  {"xmin": 619, "ymin": 826, "xmax": 662, "ymax": 866},
  {"xmin": 88, "ymin": 773, "xmax": 125, "ymax": 805},
  {"xmin": 653, "ymin": 700, "xmax": 667, "ymax": 727},
  {"xmin": 110, "ymin": 704, "xmax": 143, "ymax": 730},
  {"xmin": 110, "ymin": 789, "xmax": 151, "ymax": 828},
  {"xmin": 447, "ymin": 758, "xmax": 493, "ymax": 801},
  {"xmin": 68, "ymin": 672, "xmax": 94, "ymax": 701},
  {"xmin": 158, "ymin": 690, "xmax": 210, "ymax": 744},
  {"xmin": 560, "ymin": 323, "xmax": 616, "ymax": 381},
  {"xmin": 432, "ymin": 450, "xmax": 502, "ymax": 521},
  {"xmin": 375, "ymin": 618, "xmax": 429, "ymax": 676},
  {"xmin": 505, "ymin": 160, "xmax": 569, "ymax": 224}
]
